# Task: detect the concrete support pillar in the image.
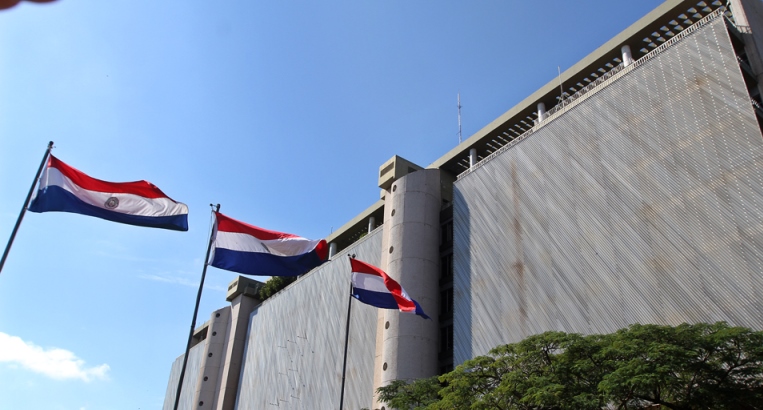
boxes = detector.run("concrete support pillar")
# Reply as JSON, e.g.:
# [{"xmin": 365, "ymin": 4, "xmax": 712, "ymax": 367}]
[
  {"xmin": 214, "ymin": 294, "xmax": 259, "ymax": 410},
  {"xmin": 536, "ymin": 102, "xmax": 547, "ymax": 122},
  {"xmin": 621, "ymin": 45, "xmax": 634, "ymax": 66},
  {"xmin": 193, "ymin": 307, "xmax": 231, "ymax": 410},
  {"xmin": 469, "ymin": 148, "xmax": 477, "ymax": 169},
  {"xmin": 729, "ymin": 0, "xmax": 763, "ymax": 99},
  {"xmin": 372, "ymin": 169, "xmax": 441, "ymax": 409},
  {"xmin": 368, "ymin": 216, "xmax": 376, "ymax": 233},
  {"xmin": 328, "ymin": 242, "xmax": 337, "ymax": 259},
  {"xmin": 730, "ymin": 0, "xmax": 751, "ymax": 26}
]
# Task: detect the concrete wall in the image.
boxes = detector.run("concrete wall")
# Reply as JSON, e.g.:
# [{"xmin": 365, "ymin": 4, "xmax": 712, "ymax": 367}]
[
  {"xmin": 235, "ymin": 228, "xmax": 383, "ymax": 410},
  {"xmin": 453, "ymin": 17, "xmax": 763, "ymax": 364}
]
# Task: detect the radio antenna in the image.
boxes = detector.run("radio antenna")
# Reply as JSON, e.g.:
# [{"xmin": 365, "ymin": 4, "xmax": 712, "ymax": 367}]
[
  {"xmin": 558, "ymin": 66, "xmax": 564, "ymax": 106},
  {"xmin": 458, "ymin": 92, "xmax": 462, "ymax": 144}
]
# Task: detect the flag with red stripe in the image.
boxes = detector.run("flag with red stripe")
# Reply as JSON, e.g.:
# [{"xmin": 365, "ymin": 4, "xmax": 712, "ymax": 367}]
[
  {"xmin": 28, "ymin": 155, "xmax": 188, "ymax": 231},
  {"xmin": 210, "ymin": 212, "xmax": 328, "ymax": 277},
  {"xmin": 349, "ymin": 257, "xmax": 429, "ymax": 319}
]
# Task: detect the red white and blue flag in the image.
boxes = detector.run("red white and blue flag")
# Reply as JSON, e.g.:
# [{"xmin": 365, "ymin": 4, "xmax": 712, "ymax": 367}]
[
  {"xmin": 209, "ymin": 212, "xmax": 328, "ymax": 277},
  {"xmin": 350, "ymin": 258, "xmax": 430, "ymax": 319},
  {"xmin": 28, "ymin": 155, "xmax": 189, "ymax": 231}
]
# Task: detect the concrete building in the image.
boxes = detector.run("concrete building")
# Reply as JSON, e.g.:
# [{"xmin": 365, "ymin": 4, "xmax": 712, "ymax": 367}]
[{"xmin": 164, "ymin": 0, "xmax": 763, "ymax": 408}]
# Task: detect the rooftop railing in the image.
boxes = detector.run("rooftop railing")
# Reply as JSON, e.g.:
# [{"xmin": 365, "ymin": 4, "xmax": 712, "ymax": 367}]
[{"xmin": 457, "ymin": 7, "xmax": 726, "ymax": 180}]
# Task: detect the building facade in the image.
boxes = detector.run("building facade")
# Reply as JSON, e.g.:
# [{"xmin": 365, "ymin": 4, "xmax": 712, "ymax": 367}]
[{"xmin": 164, "ymin": 1, "xmax": 763, "ymax": 408}]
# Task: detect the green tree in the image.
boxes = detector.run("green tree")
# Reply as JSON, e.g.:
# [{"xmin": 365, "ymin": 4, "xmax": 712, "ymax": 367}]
[
  {"xmin": 599, "ymin": 322, "xmax": 763, "ymax": 409},
  {"xmin": 376, "ymin": 322, "xmax": 763, "ymax": 410},
  {"xmin": 434, "ymin": 331, "xmax": 604, "ymax": 410},
  {"xmin": 376, "ymin": 377, "xmax": 441, "ymax": 410},
  {"xmin": 257, "ymin": 276, "xmax": 297, "ymax": 300}
]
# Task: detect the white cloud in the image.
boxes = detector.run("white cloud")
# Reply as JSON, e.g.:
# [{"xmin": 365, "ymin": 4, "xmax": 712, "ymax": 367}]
[
  {"xmin": 0, "ymin": 333, "xmax": 109, "ymax": 382},
  {"xmin": 139, "ymin": 273, "xmax": 226, "ymax": 291},
  {"xmin": 138, "ymin": 273, "xmax": 199, "ymax": 287}
]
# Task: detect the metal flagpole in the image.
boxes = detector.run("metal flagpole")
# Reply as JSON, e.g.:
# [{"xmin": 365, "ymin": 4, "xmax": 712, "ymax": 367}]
[
  {"xmin": 0, "ymin": 141, "xmax": 54, "ymax": 276},
  {"xmin": 339, "ymin": 259, "xmax": 354, "ymax": 410},
  {"xmin": 173, "ymin": 204, "xmax": 220, "ymax": 410}
]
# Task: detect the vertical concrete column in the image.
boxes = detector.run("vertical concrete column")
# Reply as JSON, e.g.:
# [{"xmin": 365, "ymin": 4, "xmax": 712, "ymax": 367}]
[
  {"xmin": 193, "ymin": 307, "xmax": 231, "ymax": 410},
  {"xmin": 368, "ymin": 216, "xmax": 376, "ymax": 233},
  {"xmin": 469, "ymin": 148, "xmax": 477, "ymax": 169},
  {"xmin": 328, "ymin": 242, "xmax": 337, "ymax": 259},
  {"xmin": 536, "ymin": 102, "xmax": 547, "ymax": 122},
  {"xmin": 214, "ymin": 294, "xmax": 260, "ymax": 410},
  {"xmin": 730, "ymin": 0, "xmax": 751, "ymax": 26},
  {"xmin": 621, "ymin": 45, "xmax": 634, "ymax": 66},
  {"xmin": 372, "ymin": 169, "xmax": 441, "ymax": 408},
  {"xmin": 731, "ymin": 0, "xmax": 763, "ymax": 98}
]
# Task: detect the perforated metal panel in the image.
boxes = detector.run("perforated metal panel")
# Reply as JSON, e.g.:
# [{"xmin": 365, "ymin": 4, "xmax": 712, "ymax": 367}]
[
  {"xmin": 453, "ymin": 18, "xmax": 763, "ymax": 364},
  {"xmin": 235, "ymin": 229, "xmax": 382, "ymax": 410},
  {"xmin": 163, "ymin": 342, "xmax": 205, "ymax": 410}
]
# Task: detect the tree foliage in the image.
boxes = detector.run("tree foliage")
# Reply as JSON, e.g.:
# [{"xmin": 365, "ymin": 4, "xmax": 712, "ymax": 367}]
[
  {"xmin": 257, "ymin": 276, "xmax": 297, "ymax": 301},
  {"xmin": 376, "ymin": 377, "xmax": 441, "ymax": 410},
  {"xmin": 377, "ymin": 322, "xmax": 763, "ymax": 410}
]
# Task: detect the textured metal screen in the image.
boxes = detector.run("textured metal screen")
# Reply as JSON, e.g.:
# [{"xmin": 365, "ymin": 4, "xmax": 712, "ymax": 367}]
[
  {"xmin": 453, "ymin": 18, "xmax": 763, "ymax": 364},
  {"xmin": 235, "ymin": 229, "xmax": 382, "ymax": 410},
  {"xmin": 162, "ymin": 342, "xmax": 205, "ymax": 410}
]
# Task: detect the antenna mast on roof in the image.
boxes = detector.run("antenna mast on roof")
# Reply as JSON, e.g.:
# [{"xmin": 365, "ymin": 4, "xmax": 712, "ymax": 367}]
[
  {"xmin": 558, "ymin": 66, "xmax": 564, "ymax": 106},
  {"xmin": 458, "ymin": 92, "xmax": 462, "ymax": 144}
]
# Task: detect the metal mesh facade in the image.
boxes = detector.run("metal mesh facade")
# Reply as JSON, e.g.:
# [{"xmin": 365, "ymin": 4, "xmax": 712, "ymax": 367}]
[
  {"xmin": 235, "ymin": 229, "xmax": 382, "ymax": 410},
  {"xmin": 163, "ymin": 342, "xmax": 206, "ymax": 410},
  {"xmin": 453, "ymin": 17, "xmax": 763, "ymax": 364}
]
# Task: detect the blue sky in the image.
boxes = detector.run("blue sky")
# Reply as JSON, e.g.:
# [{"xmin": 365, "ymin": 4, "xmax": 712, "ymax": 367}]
[{"xmin": 0, "ymin": 1, "xmax": 664, "ymax": 408}]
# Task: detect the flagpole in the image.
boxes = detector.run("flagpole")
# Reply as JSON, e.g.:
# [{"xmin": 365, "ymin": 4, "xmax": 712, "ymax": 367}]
[
  {"xmin": 0, "ymin": 141, "xmax": 54, "ymax": 276},
  {"xmin": 173, "ymin": 204, "xmax": 219, "ymax": 410},
  {"xmin": 339, "ymin": 261, "xmax": 354, "ymax": 410}
]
